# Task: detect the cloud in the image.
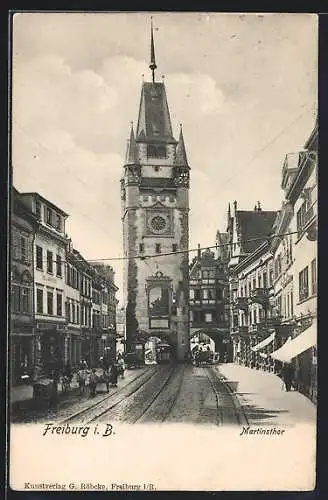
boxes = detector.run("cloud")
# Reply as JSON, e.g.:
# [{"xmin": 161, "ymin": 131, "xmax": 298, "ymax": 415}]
[{"xmin": 12, "ymin": 13, "xmax": 318, "ymax": 302}]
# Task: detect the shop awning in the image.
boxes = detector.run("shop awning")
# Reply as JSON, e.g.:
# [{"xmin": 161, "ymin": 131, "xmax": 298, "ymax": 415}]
[
  {"xmin": 270, "ymin": 320, "xmax": 317, "ymax": 363},
  {"xmin": 251, "ymin": 332, "xmax": 275, "ymax": 352}
]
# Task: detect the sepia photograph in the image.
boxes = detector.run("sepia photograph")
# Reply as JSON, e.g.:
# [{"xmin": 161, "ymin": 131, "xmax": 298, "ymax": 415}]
[{"xmin": 9, "ymin": 11, "xmax": 317, "ymax": 491}]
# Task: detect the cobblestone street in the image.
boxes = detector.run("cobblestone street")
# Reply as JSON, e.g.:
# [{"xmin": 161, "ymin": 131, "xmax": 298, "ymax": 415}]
[{"xmin": 12, "ymin": 362, "xmax": 315, "ymax": 427}]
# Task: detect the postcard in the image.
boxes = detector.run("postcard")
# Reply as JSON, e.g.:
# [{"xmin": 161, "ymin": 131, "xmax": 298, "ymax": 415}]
[{"xmin": 9, "ymin": 11, "xmax": 317, "ymax": 492}]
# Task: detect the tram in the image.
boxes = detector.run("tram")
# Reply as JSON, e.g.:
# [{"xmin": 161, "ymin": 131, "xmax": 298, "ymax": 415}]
[{"xmin": 155, "ymin": 342, "xmax": 172, "ymax": 364}]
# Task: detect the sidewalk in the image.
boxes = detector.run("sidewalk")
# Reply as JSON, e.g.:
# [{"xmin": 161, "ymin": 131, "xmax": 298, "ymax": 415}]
[
  {"xmin": 10, "ymin": 368, "xmax": 106, "ymax": 405},
  {"xmin": 10, "ymin": 373, "xmax": 82, "ymax": 405},
  {"xmin": 217, "ymin": 363, "xmax": 316, "ymax": 427}
]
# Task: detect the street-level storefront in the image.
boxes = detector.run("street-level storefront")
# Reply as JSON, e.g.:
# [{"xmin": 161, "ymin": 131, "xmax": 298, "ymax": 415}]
[
  {"xmin": 68, "ymin": 328, "xmax": 82, "ymax": 367},
  {"xmin": 35, "ymin": 321, "xmax": 67, "ymax": 378},
  {"xmin": 10, "ymin": 325, "xmax": 35, "ymax": 385},
  {"xmin": 271, "ymin": 316, "xmax": 317, "ymax": 403}
]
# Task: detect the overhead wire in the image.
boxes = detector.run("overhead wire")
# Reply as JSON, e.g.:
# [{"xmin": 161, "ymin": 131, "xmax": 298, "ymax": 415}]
[{"xmin": 11, "ymin": 229, "xmax": 307, "ymax": 265}]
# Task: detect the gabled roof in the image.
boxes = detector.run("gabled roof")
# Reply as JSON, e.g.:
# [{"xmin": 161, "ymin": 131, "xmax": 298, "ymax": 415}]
[
  {"xmin": 236, "ymin": 210, "xmax": 277, "ymax": 254},
  {"xmin": 136, "ymin": 82, "xmax": 177, "ymax": 144}
]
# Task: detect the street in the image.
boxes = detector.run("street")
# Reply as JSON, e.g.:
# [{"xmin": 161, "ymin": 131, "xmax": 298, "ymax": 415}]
[{"xmin": 11, "ymin": 362, "xmax": 316, "ymax": 427}]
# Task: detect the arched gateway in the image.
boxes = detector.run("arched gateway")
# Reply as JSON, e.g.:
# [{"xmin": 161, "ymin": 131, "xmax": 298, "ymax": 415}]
[{"xmin": 189, "ymin": 328, "xmax": 232, "ymax": 361}]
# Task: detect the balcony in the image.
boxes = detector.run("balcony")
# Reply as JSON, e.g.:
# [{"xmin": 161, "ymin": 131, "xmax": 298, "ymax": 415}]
[
  {"xmin": 231, "ymin": 326, "xmax": 249, "ymax": 337},
  {"xmin": 234, "ymin": 296, "xmax": 249, "ymax": 312},
  {"xmin": 250, "ymin": 288, "xmax": 271, "ymax": 306},
  {"xmin": 249, "ymin": 323, "xmax": 269, "ymax": 337},
  {"xmin": 190, "ymin": 320, "xmax": 229, "ymax": 330}
]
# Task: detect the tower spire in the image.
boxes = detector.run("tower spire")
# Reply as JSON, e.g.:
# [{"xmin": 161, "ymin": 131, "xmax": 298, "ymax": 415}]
[
  {"xmin": 125, "ymin": 122, "xmax": 137, "ymax": 164},
  {"xmin": 149, "ymin": 17, "xmax": 157, "ymax": 83},
  {"xmin": 174, "ymin": 124, "xmax": 188, "ymax": 166}
]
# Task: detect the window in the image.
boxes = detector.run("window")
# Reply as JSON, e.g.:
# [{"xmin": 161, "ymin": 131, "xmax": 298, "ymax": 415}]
[
  {"xmin": 205, "ymin": 312, "xmax": 212, "ymax": 323},
  {"xmin": 311, "ymin": 258, "xmax": 317, "ymax": 295},
  {"xmin": 55, "ymin": 215, "xmax": 62, "ymax": 231},
  {"xmin": 36, "ymin": 246, "xmax": 43, "ymax": 270},
  {"xmin": 47, "ymin": 291, "xmax": 53, "ymax": 315},
  {"xmin": 21, "ymin": 237, "xmax": 27, "ymax": 262},
  {"xmin": 35, "ymin": 200, "xmax": 41, "ymax": 218},
  {"xmin": 56, "ymin": 254, "xmax": 62, "ymax": 277},
  {"xmin": 139, "ymin": 243, "xmax": 144, "ymax": 253},
  {"xmin": 77, "ymin": 304, "xmax": 80, "ymax": 324},
  {"xmin": 275, "ymin": 254, "xmax": 282, "ymax": 279},
  {"xmin": 66, "ymin": 301, "xmax": 70, "ymax": 322},
  {"xmin": 22, "ymin": 288, "xmax": 30, "ymax": 313},
  {"xmin": 172, "ymin": 243, "xmax": 177, "ymax": 253},
  {"xmin": 190, "ymin": 289, "xmax": 194, "ymax": 300},
  {"xmin": 147, "ymin": 144, "xmax": 166, "ymax": 158},
  {"xmin": 12, "ymin": 285, "xmax": 20, "ymax": 312},
  {"xmin": 194, "ymin": 288, "xmax": 201, "ymax": 300},
  {"xmin": 258, "ymin": 274, "xmax": 262, "ymax": 288},
  {"xmin": 36, "ymin": 289, "xmax": 43, "ymax": 314},
  {"xmin": 203, "ymin": 289, "xmax": 209, "ymax": 299},
  {"xmin": 72, "ymin": 303, "xmax": 75, "ymax": 323},
  {"xmin": 297, "ymin": 201, "xmax": 307, "ymax": 235},
  {"xmin": 263, "ymin": 272, "xmax": 267, "ymax": 289},
  {"xmin": 47, "ymin": 251, "xmax": 53, "ymax": 274},
  {"xmin": 202, "ymin": 271, "xmax": 209, "ymax": 278},
  {"xmin": 56, "ymin": 293, "xmax": 62, "ymax": 316},
  {"xmin": 155, "ymin": 243, "xmax": 161, "ymax": 254},
  {"xmin": 299, "ymin": 266, "xmax": 309, "ymax": 302},
  {"xmin": 46, "ymin": 207, "xmax": 52, "ymax": 225}
]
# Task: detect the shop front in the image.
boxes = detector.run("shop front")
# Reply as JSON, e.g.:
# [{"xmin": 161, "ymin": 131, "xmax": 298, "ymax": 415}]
[{"xmin": 10, "ymin": 325, "xmax": 35, "ymax": 385}]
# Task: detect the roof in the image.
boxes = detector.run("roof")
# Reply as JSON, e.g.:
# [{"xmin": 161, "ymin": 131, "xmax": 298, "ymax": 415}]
[
  {"xmin": 174, "ymin": 127, "xmax": 188, "ymax": 166},
  {"xmin": 236, "ymin": 210, "xmax": 277, "ymax": 254},
  {"xmin": 136, "ymin": 82, "xmax": 177, "ymax": 144},
  {"xmin": 19, "ymin": 192, "xmax": 69, "ymax": 217}
]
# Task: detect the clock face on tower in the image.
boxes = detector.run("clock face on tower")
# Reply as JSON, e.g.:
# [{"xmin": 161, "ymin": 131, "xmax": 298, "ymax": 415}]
[
  {"xmin": 145, "ymin": 210, "xmax": 172, "ymax": 236},
  {"xmin": 151, "ymin": 215, "xmax": 167, "ymax": 232}
]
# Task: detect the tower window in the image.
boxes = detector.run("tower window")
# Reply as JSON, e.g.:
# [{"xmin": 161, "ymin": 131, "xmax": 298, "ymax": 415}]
[
  {"xmin": 139, "ymin": 243, "xmax": 144, "ymax": 253},
  {"xmin": 155, "ymin": 243, "xmax": 161, "ymax": 254},
  {"xmin": 172, "ymin": 244, "xmax": 177, "ymax": 253},
  {"xmin": 147, "ymin": 145, "xmax": 167, "ymax": 159}
]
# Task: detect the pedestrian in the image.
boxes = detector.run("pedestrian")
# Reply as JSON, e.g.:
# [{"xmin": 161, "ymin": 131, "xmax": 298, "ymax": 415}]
[
  {"xmin": 110, "ymin": 362, "xmax": 119, "ymax": 387},
  {"xmin": 77, "ymin": 366, "xmax": 88, "ymax": 395},
  {"xmin": 117, "ymin": 356, "xmax": 125, "ymax": 379},
  {"xmin": 89, "ymin": 368, "xmax": 98, "ymax": 397},
  {"xmin": 281, "ymin": 362, "xmax": 294, "ymax": 392}
]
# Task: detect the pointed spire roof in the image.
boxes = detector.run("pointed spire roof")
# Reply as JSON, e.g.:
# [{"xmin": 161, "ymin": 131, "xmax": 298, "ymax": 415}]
[
  {"xmin": 125, "ymin": 123, "xmax": 137, "ymax": 164},
  {"xmin": 149, "ymin": 18, "xmax": 157, "ymax": 83},
  {"xmin": 136, "ymin": 82, "xmax": 177, "ymax": 144},
  {"xmin": 174, "ymin": 125, "xmax": 188, "ymax": 166}
]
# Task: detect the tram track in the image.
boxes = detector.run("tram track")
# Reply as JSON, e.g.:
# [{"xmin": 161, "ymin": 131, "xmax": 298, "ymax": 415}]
[
  {"xmin": 205, "ymin": 367, "xmax": 248, "ymax": 426},
  {"xmin": 58, "ymin": 366, "xmax": 160, "ymax": 425},
  {"xmin": 133, "ymin": 364, "xmax": 186, "ymax": 424}
]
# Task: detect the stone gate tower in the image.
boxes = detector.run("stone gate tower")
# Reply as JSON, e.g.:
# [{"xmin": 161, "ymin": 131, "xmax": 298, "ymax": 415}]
[{"xmin": 121, "ymin": 22, "xmax": 190, "ymax": 361}]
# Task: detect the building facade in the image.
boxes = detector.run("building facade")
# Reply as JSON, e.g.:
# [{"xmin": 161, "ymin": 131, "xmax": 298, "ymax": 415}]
[
  {"xmin": 10, "ymin": 188, "xmax": 38, "ymax": 385},
  {"xmin": 226, "ymin": 201, "xmax": 277, "ymax": 367},
  {"xmin": 91, "ymin": 263, "xmax": 119, "ymax": 364},
  {"xmin": 19, "ymin": 192, "xmax": 69, "ymax": 377},
  {"xmin": 121, "ymin": 27, "xmax": 190, "ymax": 361},
  {"xmin": 189, "ymin": 247, "xmax": 231, "ymax": 359},
  {"xmin": 65, "ymin": 244, "xmax": 82, "ymax": 367},
  {"xmin": 270, "ymin": 121, "xmax": 318, "ymax": 403}
]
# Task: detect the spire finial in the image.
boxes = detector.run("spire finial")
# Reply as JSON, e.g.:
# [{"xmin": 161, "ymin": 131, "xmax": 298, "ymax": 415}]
[{"xmin": 149, "ymin": 17, "xmax": 157, "ymax": 83}]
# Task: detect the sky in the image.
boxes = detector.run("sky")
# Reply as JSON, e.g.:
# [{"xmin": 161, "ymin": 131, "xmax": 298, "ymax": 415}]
[{"xmin": 12, "ymin": 12, "xmax": 318, "ymax": 304}]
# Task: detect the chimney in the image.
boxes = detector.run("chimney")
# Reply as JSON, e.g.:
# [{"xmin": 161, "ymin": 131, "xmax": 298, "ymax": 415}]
[
  {"xmin": 197, "ymin": 243, "xmax": 201, "ymax": 259},
  {"xmin": 233, "ymin": 200, "xmax": 237, "ymax": 215},
  {"xmin": 257, "ymin": 200, "xmax": 262, "ymax": 212}
]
